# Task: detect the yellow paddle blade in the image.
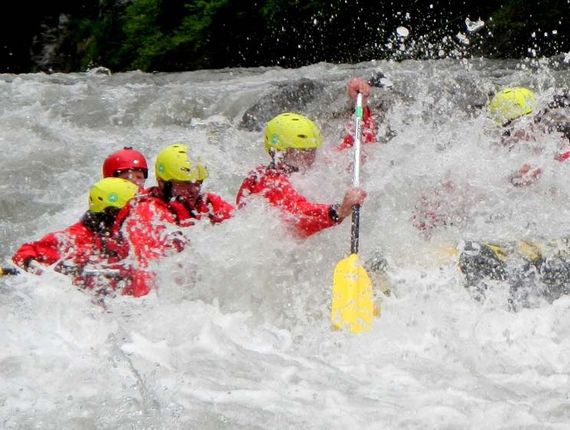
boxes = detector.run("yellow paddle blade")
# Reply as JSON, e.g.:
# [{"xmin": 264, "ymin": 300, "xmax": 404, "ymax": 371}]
[
  {"xmin": 434, "ymin": 244, "xmax": 459, "ymax": 265},
  {"xmin": 331, "ymin": 253, "xmax": 375, "ymax": 334}
]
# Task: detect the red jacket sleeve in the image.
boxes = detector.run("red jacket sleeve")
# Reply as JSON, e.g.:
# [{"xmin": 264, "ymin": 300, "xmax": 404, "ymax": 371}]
[
  {"xmin": 12, "ymin": 232, "xmax": 62, "ymax": 269},
  {"xmin": 120, "ymin": 267, "xmax": 155, "ymax": 297},
  {"xmin": 205, "ymin": 193, "xmax": 234, "ymax": 224},
  {"xmin": 236, "ymin": 167, "xmax": 264, "ymax": 207},
  {"xmin": 121, "ymin": 199, "xmax": 183, "ymax": 267},
  {"xmin": 12, "ymin": 222, "xmax": 99, "ymax": 271},
  {"xmin": 336, "ymin": 106, "xmax": 377, "ymax": 151},
  {"xmin": 265, "ymin": 177, "xmax": 338, "ymax": 237},
  {"xmin": 238, "ymin": 169, "xmax": 339, "ymax": 238},
  {"xmin": 555, "ymin": 151, "xmax": 570, "ymax": 162},
  {"xmin": 84, "ymin": 261, "xmax": 154, "ymax": 298}
]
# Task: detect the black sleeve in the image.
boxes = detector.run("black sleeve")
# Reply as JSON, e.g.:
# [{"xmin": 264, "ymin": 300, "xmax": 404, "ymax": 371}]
[{"xmin": 329, "ymin": 204, "xmax": 342, "ymax": 222}]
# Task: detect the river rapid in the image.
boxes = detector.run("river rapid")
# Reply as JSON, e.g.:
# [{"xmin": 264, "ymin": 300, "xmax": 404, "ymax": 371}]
[{"xmin": 1, "ymin": 57, "xmax": 570, "ymax": 428}]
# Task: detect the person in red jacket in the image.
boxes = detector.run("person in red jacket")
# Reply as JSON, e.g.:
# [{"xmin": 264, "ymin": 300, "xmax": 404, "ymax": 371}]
[
  {"xmin": 489, "ymin": 87, "xmax": 570, "ymax": 187},
  {"xmin": 12, "ymin": 177, "xmax": 138, "ymax": 294},
  {"xmin": 102, "ymin": 146, "xmax": 149, "ymax": 189},
  {"xmin": 113, "ymin": 143, "xmax": 234, "ymax": 295},
  {"xmin": 336, "ymin": 77, "xmax": 379, "ymax": 151},
  {"xmin": 236, "ymin": 112, "xmax": 366, "ymax": 238}
]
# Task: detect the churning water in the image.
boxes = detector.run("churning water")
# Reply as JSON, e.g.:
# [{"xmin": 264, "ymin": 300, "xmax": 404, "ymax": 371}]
[{"xmin": 1, "ymin": 57, "xmax": 570, "ymax": 428}]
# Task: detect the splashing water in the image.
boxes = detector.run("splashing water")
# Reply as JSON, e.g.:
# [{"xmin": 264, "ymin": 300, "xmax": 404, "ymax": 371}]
[{"xmin": 1, "ymin": 57, "xmax": 570, "ymax": 428}]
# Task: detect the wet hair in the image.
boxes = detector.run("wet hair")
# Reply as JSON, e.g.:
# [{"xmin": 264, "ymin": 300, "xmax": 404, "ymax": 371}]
[
  {"xmin": 548, "ymin": 90, "xmax": 570, "ymax": 110},
  {"xmin": 554, "ymin": 123, "xmax": 570, "ymax": 140},
  {"xmin": 533, "ymin": 89, "xmax": 570, "ymax": 139},
  {"xmin": 368, "ymin": 71, "xmax": 386, "ymax": 88},
  {"xmin": 162, "ymin": 180, "xmax": 173, "ymax": 201},
  {"xmin": 82, "ymin": 207, "xmax": 121, "ymax": 235}
]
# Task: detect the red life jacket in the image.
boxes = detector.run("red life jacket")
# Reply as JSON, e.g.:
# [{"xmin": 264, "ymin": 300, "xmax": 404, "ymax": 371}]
[
  {"xmin": 236, "ymin": 164, "xmax": 340, "ymax": 238},
  {"xmin": 13, "ymin": 221, "xmax": 105, "ymax": 269},
  {"xmin": 336, "ymin": 106, "xmax": 378, "ymax": 151},
  {"xmin": 167, "ymin": 192, "xmax": 234, "ymax": 227},
  {"xmin": 12, "ymin": 217, "xmax": 126, "ymax": 292},
  {"xmin": 112, "ymin": 187, "xmax": 234, "ymax": 297},
  {"xmin": 555, "ymin": 150, "xmax": 570, "ymax": 162},
  {"xmin": 113, "ymin": 190, "xmax": 181, "ymax": 267},
  {"xmin": 114, "ymin": 187, "xmax": 234, "ymax": 262}
]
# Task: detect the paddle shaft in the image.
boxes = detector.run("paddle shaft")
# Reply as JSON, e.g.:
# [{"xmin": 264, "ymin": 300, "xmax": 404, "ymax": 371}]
[
  {"xmin": 0, "ymin": 266, "xmax": 19, "ymax": 276},
  {"xmin": 0, "ymin": 263, "xmax": 121, "ymax": 278},
  {"xmin": 350, "ymin": 93, "xmax": 363, "ymax": 254}
]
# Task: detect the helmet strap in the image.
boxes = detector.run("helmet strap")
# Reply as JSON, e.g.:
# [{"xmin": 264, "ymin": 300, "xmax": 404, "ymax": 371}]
[
  {"xmin": 269, "ymin": 159, "xmax": 298, "ymax": 174},
  {"xmin": 161, "ymin": 180, "xmax": 173, "ymax": 201},
  {"xmin": 270, "ymin": 150, "xmax": 297, "ymax": 171},
  {"xmin": 82, "ymin": 210, "xmax": 116, "ymax": 235}
]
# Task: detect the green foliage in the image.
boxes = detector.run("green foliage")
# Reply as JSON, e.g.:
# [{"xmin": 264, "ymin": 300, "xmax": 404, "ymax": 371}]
[
  {"xmin": 489, "ymin": 0, "xmax": 568, "ymax": 57},
  {"xmin": 21, "ymin": 0, "xmax": 570, "ymax": 73},
  {"xmin": 174, "ymin": 0, "xmax": 230, "ymax": 69},
  {"xmin": 119, "ymin": 0, "xmax": 166, "ymax": 70},
  {"xmin": 73, "ymin": 4, "xmax": 126, "ymax": 71},
  {"xmin": 111, "ymin": 0, "xmax": 236, "ymax": 71},
  {"xmin": 75, "ymin": 18, "xmax": 107, "ymax": 69}
]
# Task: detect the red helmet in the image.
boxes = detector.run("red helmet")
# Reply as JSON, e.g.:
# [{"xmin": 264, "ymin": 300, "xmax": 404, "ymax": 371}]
[{"xmin": 102, "ymin": 147, "xmax": 148, "ymax": 179}]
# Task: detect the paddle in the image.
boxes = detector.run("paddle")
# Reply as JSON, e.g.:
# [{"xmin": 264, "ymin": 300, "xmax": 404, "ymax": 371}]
[
  {"xmin": 0, "ymin": 263, "xmax": 122, "ymax": 278},
  {"xmin": 0, "ymin": 266, "xmax": 19, "ymax": 276},
  {"xmin": 331, "ymin": 92, "xmax": 375, "ymax": 334}
]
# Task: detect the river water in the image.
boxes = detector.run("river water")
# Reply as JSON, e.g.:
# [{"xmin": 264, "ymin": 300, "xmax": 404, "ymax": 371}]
[{"xmin": 1, "ymin": 57, "xmax": 570, "ymax": 428}]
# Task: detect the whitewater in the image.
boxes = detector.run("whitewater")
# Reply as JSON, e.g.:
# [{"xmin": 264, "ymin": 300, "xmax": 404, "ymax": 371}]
[{"xmin": 1, "ymin": 57, "xmax": 569, "ymax": 429}]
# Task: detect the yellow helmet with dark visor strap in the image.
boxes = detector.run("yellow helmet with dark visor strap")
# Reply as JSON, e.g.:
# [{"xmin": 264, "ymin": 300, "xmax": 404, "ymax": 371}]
[
  {"xmin": 489, "ymin": 87, "xmax": 537, "ymax": 124},
  {"xmin": 264, "ymin": 113, "xmax": 322, "ymax": 152},
  {"xmin": 89, "ymin": 177, "xmax": 138, "ymax": 213},
  {"xmin": 155, "ymin": 143, "xmax": 209, "ymax": 182}
]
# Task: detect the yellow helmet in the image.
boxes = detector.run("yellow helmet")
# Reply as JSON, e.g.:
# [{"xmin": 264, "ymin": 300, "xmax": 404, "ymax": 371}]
[
  {"xmin": 489, "ymin": 87, "xmax": 537, "ymax": 124},
  {"xmin": 89, "ymin": 177, "xmax": 138, "ymax": 213},
  {"xmin": 264, "ymin": 113, "xmax": 322, "ymax": 152},
  {"xmin": 155, "ymin": 143, "xmax": 209, "ymax": 182}
]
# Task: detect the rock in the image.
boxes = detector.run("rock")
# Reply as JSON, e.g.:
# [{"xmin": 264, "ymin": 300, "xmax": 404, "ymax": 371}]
[{"xmin": 239, "ymin": 78, "xmax": 325, "ymax": 131}]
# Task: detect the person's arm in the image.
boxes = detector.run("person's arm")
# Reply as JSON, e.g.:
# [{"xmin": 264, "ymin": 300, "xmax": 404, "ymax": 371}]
[
  {"xmin": 347, "ymin": 77, "xmax": 371, "ymax": 107},
  {"xmin": 77, "ymin": 257, "xmax": 154, "ymax": 298},
  {"xmin": 555, "ymin": 150, "xmax": 570, "ymax": 162},
  {"xmin": 122, "ymin": 200, "xmax": 183, "ymax": 267},
  {"xmin": 115, "ymin": 202, "xmax": 181, "ymax": 297},
  {"xmin": 337, "ymin": 133, "xmax": 355, "ymax": 152},
  {"xmin": 119, "ymin": 266, "xmax": 155, "ymax": 297},
  {"xmin": 12, "ymin": 232, "xmax": 62, "ymax": 271},
  {"xmin": 264, "ymin": 175, "xmax": 365, "ymax": 237},
  {"xmin": 205, "ymin": 193, "xmax": 234, "ymax": 224},
  {"xmin": 236, "ymin": 169, "xmax": 261, "ymax": 207},
  {"xmin": 509, "ymin": 163, "xmax": 543, "ymax": 187},
  {"xmin": 361, "ymin": 107, "xmax": 378, "ymax": 144},
  {"xmin": 337, "ymin": 107, "xmax": 376, "ymax": 151}
]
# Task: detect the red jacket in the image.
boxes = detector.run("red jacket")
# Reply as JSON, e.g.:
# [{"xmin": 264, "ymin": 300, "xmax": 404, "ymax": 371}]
[
  {"xmin": 167, "ymin": 192, "xmax": 234, "ymax": 227},
  {"xmin": 12, "ymin": 215, "xmax": 126, "ymax": 293},
  {"xmin": 236, "ymin": 164, "xmax": 341, "ymax": 238},
  {"xmin": 337, "ymin": 106, "xmax": 378, "ymax": 151},
  {"xmin": 555, "ymin": 151, "xmax": 570, "ymax": 162},
  {"xmin": 113, "ymin": 187, "xmax": 234, "ymax": 296}
]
